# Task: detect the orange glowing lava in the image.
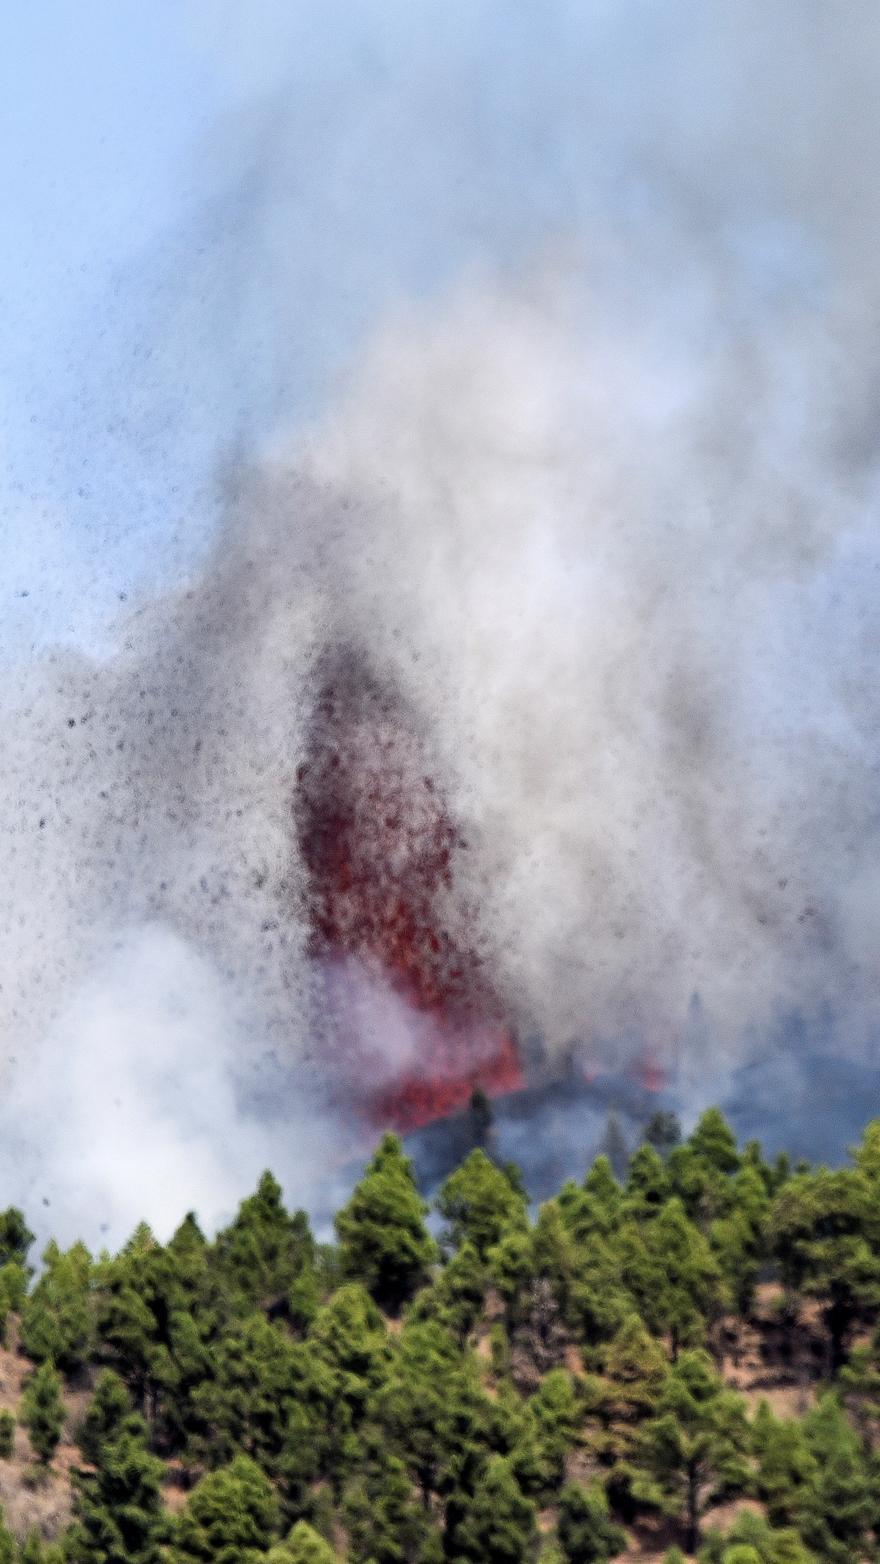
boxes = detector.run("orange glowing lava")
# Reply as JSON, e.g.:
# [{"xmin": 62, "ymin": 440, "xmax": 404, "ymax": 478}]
[
  {"xmin": 637, "ymin": 1056, "xmax": 666, "ymax": 1094},
  {"xmin": 294, "ymin": 651, "xmax": 523, "ymax": 1130}
]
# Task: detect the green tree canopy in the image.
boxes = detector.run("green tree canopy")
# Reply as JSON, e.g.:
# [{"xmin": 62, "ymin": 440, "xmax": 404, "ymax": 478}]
[
  {"xmin": 187, "ymin": 1311, "xmax": 309, "ymax": 1475},
  {"xmin": 77, "ymin": 1370, "xmax": 133, "ymax": 1466},
  {"xmin": 795, "ymin": 1395, "xmax": 876, "ymax": 1564},
  {"xmin": 172, "ymin": 1455, "xmax": 280, "ymax": 1564},
  {"xmin": 449, "ymin": 1454, "xmax": 537, "ymax": 1564},
  {"xmin": 751, "ymin": 1401, "xmax": 817, "ymax": 1531},
  {"xmin": 20, "ymin": 1361, "xmax": 64, "ymax": 1466},
  {"xmin": 68, "ymin": 1414, "xmax": 167, "ymax": 1564},
  {"xmin": 373, "ymin": 1317, "xmax": 484, "ymax": 1503},
  {"xmin": 634, "ymin": 1350, "xmax": 750, "ymax": 1551},
  {"xmin": 644, "ymin": 1110, "xmax": 682, "ymax": 1159},
  {"xmin": 621, "ymin": 1198, "xmax": 723, "ymax": 1359},
  {"xmin": 335, "ymin": 1135, "xmax": 437, "ymax": 1312},
  {"xmin": 437, "ymin": 1149, "xmax": 528, "ymax": 1260},
  {"xmin": 413, "ymin": 1238, "xmax": 486, "ymax": 1343},
  {"xmin": 625, "ymin": 1144, "xmax": 671, "ymax": 1219},
  {"xmin": 0, "ymin": 1207, "xmax": 34, "ymax": 1271},
  {"xmin": 267, "ymin": 1520, "xmax": 337, "ymax": 1564},
  {"xmin": 214, "ymin": 1174, "xmax": 314, "ymax": 1315},
  {"xmin": 601, "ymin": 1313, "xmax": 668, "ymax": 1424},
  {"xmin": 557, "ymin": 1481, "xmax": 626, "ymax": 1564},
  {"xmin": 769, "ymin": 1167, "xmax": 880, "ymax": 1370},
  {"xmin": 21, "ymin": 1239, "xmax": 94, "ymax": 1372},
  {"xmin": 342, "ymin": 1438, "xmax": 437, "ymax": 1564},
  {"xmin": 699, "ymin": 1509, "xmax": 815, "ymax": 1563},
  {"xmin": 668, "ymin": 1110, "xmax": 740, "ymax": 1228}
]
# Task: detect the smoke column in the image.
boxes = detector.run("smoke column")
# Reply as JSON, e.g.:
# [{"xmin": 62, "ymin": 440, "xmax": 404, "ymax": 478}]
[
  {"xmin": 2, "ymin": 0, "xmax": 880, "ymax": 1243},
  {"xmin": 293, "ymin": 645, "xmax": 522, "ymax": 1129}
]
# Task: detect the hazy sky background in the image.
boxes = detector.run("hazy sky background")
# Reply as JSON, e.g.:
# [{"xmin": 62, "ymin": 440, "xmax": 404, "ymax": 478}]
[{"xmin": 1, "ymin": 0, "xmax": 832, "ymax": 657}]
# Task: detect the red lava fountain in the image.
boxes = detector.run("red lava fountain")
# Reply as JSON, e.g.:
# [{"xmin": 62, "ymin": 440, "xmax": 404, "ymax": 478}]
[{"xmin": 293, "ymin": 651, "xmax": 522, "ymax": 1131}]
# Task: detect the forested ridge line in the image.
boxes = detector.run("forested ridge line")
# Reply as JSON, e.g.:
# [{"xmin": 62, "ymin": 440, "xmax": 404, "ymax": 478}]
[{"xmin": 0, "ymin": 1107, "xmax": 878, "ymax": 1561}]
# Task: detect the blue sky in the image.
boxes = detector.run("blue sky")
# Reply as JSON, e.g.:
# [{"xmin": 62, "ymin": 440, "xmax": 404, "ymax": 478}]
[{"xmin": 1, "ymin": 3, "xmax": 221, "ymax": 653}]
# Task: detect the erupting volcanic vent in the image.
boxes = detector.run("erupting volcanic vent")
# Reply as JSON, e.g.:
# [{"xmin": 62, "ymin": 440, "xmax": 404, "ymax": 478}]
[{"xmin": 294, "ymin": 649, "xmax": 522, "ymax": 1131}]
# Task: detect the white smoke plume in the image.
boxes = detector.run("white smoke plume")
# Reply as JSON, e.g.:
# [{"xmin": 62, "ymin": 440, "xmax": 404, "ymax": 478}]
[
  {"xmin": 2, "ymin": 0, "xmax": 880, "ymax": 1244},
  {"xmin": 4, "ymin": 924, "xmax": 335, "ymax": 1248}
]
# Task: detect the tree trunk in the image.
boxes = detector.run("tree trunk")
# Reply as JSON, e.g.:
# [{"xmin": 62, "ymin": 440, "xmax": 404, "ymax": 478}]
[
  {"xmin": 686, "ymin": 1464, "xmax": 700, "ymax": 1554},
  {"xmin": 419, "ymin": 1466, "xmax": 434, "ymax": 1510},
  {"xmin": 827, "ymin": 1298, "xmax": 849, "ymax": 1376}
]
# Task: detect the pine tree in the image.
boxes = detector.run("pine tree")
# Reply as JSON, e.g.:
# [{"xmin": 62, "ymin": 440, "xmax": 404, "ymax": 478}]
[
  {"xmin": 601, "ymin": 1313, "xmax": 668, "ymax": 1426},
  {"xmin": 374, "ymin": 1317, "xmax": 483, "ymax": 1504},
  {"xmin": 529, "ymin": 1202, "xmax": 578, "ymax": 1320},
  {"xmin": 840, "ymin": 1318, "xmax": 880, "ymax": 1438},
  {"xmin": 172, "ymin": 1454, "xmax": 280, "ymax": 1564},
  {"xmin": 413, "ymin": 1238, "xmax": 486, "ymax": 1344},
  {"xmin": 853, "ymin": 1118, "xmax": 880, "ymax": 1184},
  {"xmin": 68, "ymin": 1415, "xmax": 167, "ymax": 1564},
  {"xmin": 268, "ymin": 1520, "xmax": 337, "ymax": 1564},
  {"xmin": 583, "ymin": 1156, "xmax": 622, "ymax": 1220},
  {"xmin": 644, "ymin": 1111, "xmax": 682, "ymax": 1159},
  {"xmin": 621, "ymin": 1198, "xmax": 722, "ymax": 1359},
  {"xmin": 751, "ymin": 1401, "xmax": 817, "ymax": 1530},
  {"xmin": 556, "ymin": 1170, "xmax": 615, "ymax": 1246},
  {"xmin": 342, "ymin": 1443, "xmax": 437, "ymax": 1564},
  {"xmin": 20, "ymin": 1361, "xmax": 64, "ymax": 1466},
  {"xmin": 214, "ymin": 1173, "xmax": 314, "ymax": 1315},
  {"xmin": 437, "ymin": 1149, "xmax": 528, "ymax": 1261},
  {"xmin": 557, "ymin": 1481, "xmax": 626, "ymax": 1564},
  {"xmin": 21, "ymin": 1240, "xmax": 94, "ymax": 1372},
  {"xmin": 633, "ymin": 1350, "xmax": 750, "ymax": 1552},
  {"xmin": 688, "ymin": 1109, "xmax": 739, "ymax": 1172},
  {"xmin": 795, "ymin": 1395, "xmax": 876, "ymax": 1564},
  {"xmin": 93, "ymin": 1225, "xmax": 185, "ymax": 1409},
  {"xmin": 291, "ymin": 1282, "xmax": 394, "ymax": 1494},
  {"xmin": 187, "ymin": 1311, "xmax": 312, "ymax": 1476},
  {"xmin": 76, "ymin": 1370, "xmax": 133, "ymax": 1466},
  {"xmin": 709, "ymin": 1159, "xmax": 769, "ymax": 1319},
  {"xmin": 336, "ymin": 1135, "xmax": 437, "ymax": 1311},
  {"xmin": 668, "ymin": 1110, "xmax": 740, "ymax": 1229},
  {"xmin": 625, "ymin": 1144, "xmax": 671, "ymax": 1218},
  {"xmin": 0, "ymin": 1208, "xmax": 34, "ymax": 1271},
  {"xmin": 769, "ymin": 1168, "xmax": 880, "ymax": 1371},
  {"xmin": 699, "ymin": 1509, "xmax": 815, "ymax": 1563},
  {"xmin": 509, "ymin": 1370, "xmax": 580, "ymax": 1500},
  {"xmin": 150, "ymin": 1306, "xmax": 213, "ymax": 1459},
  {"xmin": 449, "ymin": 1455, "xmax": 537, "ymax": 1564}
]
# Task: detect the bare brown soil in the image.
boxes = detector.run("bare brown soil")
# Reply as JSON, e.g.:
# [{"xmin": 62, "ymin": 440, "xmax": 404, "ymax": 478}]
[{"xmin": 0, "ymin": 1329, "xmax": 87, "ymax": 1543}]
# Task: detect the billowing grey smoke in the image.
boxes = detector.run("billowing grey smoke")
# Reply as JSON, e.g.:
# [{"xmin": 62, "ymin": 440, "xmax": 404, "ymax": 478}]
[{"xmin": 2, "ymin": 0, "xmax": 880, "ymax": 1244}]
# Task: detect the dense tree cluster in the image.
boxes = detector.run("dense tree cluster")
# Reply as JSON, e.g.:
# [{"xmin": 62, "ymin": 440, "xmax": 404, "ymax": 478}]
[{"xmin": 0, "ymin": 1115, "xmax": 879, "ymax": 1560}]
